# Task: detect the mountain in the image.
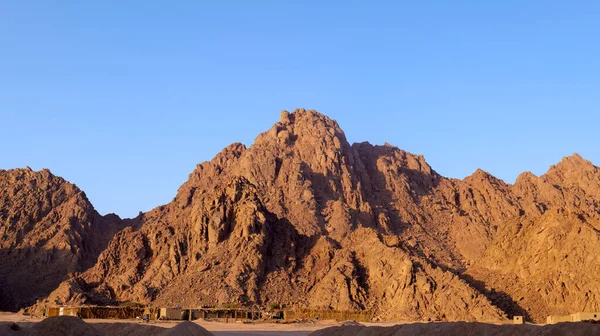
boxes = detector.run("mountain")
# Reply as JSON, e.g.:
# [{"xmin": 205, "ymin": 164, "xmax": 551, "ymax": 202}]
[
  {"xmin": 2, "ymin": 109, "xmax": 599, "ymax": 322},
  {"xmin": 0, "ymin": 168, "xmax": 124, "ymax": 311},
  {"xmin": 465, "ymin": 155, "xmax": 600, "ymax": 322}
]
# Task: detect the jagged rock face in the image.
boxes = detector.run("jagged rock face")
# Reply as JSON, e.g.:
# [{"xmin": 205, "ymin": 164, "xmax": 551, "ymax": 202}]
[
  {"xmin": 513, "ymin": 154, "xmax": 600, "ymax": 218},
  {"xmin": 60, "ymin": 177, "xmax": 276, "ymax": 307},
  {"xmin": 462, "ymin": 156, "xmax": 600, "ymax": 322},
  {"xmin": 466, "ymin": 211, "xmax": 600, "ymax": 322},
  {"xmin": 0, "ymin": 168, "xmax": 123, "ymax": 310},
  {"xmin": 4, "ymin": 109, "xmax": 600, "ymax": 323}
]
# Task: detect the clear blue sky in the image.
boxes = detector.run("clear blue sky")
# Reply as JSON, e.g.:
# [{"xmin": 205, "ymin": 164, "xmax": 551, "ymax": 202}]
[{"xmin": 1, "ymin": 1, "xmax": 599, "ymax": 218}]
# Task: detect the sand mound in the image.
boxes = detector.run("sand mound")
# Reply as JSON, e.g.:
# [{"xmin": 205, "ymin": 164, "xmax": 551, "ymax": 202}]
[
  {"xmin": 31, "ymin": 316, "xmax": 100, "ymax": 336},
  {"xmin": 309, "ymin": 322, "xmax": 600, "ymax": 336},
  {"xmin": 91, "ymin": 322, "xmax": 166, "ymax": 336},
  {"xmin": 161, "ymin": 321, "xmax": 213, "ymax": 336},
  {"xmin": 25, "ymin": 318, "xmax": 214, "ymax": 336},
  {"xmin": 91, "ymin": 321, "xmax": 214, "ymax": 336},
  {"xmin": 0, "ymin": 322, "xmax": 38, "ymax": 336},
  {"xmin": 340, "ymin": 321, "xmax": 364, "ymax": 327}
]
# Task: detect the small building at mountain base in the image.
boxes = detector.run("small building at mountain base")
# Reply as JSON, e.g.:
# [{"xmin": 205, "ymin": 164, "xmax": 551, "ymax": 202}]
[
  {"xmin": 547, "ymin": 315, "xmax": 572, "ymax": 324},
  {"xmin": 571, "ymin": 312, "xmax": 600, "ymax": 322},
  {"xmin": 547, "ymin": 312, "xmax": 600, "ymax": 324},
  {"xmin": 159, "ymin": 308, "xmax": 186, "ymax": 320}
]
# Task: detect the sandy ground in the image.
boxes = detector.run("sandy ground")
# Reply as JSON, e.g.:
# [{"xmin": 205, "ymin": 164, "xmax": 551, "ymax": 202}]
[
  {"xmin": 14, "ymin": 312, "xmax": 577, "ymax": 336},
  {"xmin": 0, "ymin": 312, "xmax": 358, "ymax": 336},
  {"xmin": 4, "ymin": 312, "xmax": 600, "ymax": 336}
]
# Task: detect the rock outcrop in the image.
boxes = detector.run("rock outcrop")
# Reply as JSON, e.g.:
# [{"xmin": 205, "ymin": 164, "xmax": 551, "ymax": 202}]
[
  {"xmin": 2, "ymin": 109, "xmax": 600, "ymax": 323},
  {"xmin": 0, "ymin": 168, "xmax": 124, "ymax": 310}
]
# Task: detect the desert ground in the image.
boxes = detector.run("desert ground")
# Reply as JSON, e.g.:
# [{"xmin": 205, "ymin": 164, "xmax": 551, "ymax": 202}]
[
  {"xmin": 2, "ymin": 312, "xmax": 600, "ymax": 336},
  {"xmin": 0, "ymin": 312, "xmax": 346, "ymax": 336}
]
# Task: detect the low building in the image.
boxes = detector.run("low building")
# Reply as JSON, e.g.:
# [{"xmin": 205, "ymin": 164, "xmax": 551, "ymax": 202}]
[
  {"xmin": 513, "ymin": 316, "xmax": 524, "ymax": 324},
  {"xmin": 44, "ymin": 306, "xmax": 146, "ymax": 319},
  {"xmin": 159, "ymin": 308, "xmax": 185, "ymax": 320},
  {"xmin": 45, "ymin": 307, "xmax": 60, "ymax": 317},
  {"xmin": 283, "ymin": 309, "xmax": 372, "ymax": 322},
  {"xmin": 547, "ymin": 312, "xmax": 600, "ymax": 324},
  {"xmin": 45, "ymin": 305, "xmax": 260, "ymax": 322},
  {"xmin": 571, "ymin": 312, "xmax": 600, "ymax": 322},
  {"xmin": 547, "ymin": 315, "xmax": 572, "ymax": 324}
]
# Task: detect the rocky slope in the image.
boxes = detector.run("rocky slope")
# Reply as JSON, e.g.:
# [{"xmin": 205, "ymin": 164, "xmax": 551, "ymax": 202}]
[
  {"xmin": 2, "ymin": 109, "xmax": 600, "ymax": 323},
  {"xmin": 0, "ymin": 168, "xmax": 124, "ymax": 311},
  {"xmin": 462, "ymin": 154, "xmax": 600, "ymax": 321}
]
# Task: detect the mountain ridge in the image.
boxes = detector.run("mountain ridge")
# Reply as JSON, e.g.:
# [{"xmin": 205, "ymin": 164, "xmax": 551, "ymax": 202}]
[
  {"xmin": 1, "ymin": 109, "xmax": 599, "ymax": 322},
  {"xmin": 0, "ymin": 167, "xmax": 125, "ymax": 311}
]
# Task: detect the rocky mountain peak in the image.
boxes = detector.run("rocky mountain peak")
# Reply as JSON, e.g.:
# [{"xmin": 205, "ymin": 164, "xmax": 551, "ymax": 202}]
[
  {"xmin": 279, "ymin": 108, "xmax": 341, "ymax": 129},
  {"xmin": 466, "ymin": 168, "xmax": 495, "ymax": 181},
  {"xmin": 3, "ymin": 110, "xmax": 600, "ymax": 324},
  {"xmin": 255, "ymin": 108, "xmax": 348, "ymax": 151},
  {"xmin": 549, "ymin": 153, "xmax": 596, "ymax": 174},
  {"xmin": 514, "ymin": 171, "xmax": 537, "ymax": 184},
  {"xmin": 560, "ymin": 152, "xmax": 588, "ymax": 164},
  {"xmin": 540, "ymin": 153, "xmax": 599, "ymax": 193}
]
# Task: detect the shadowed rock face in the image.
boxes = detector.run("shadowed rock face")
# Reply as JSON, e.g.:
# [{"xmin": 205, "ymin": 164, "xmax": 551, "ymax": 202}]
[
  {"xmin": 3, "ymin": 109, "xmax": 600, "ymax": 322},
  {"xmin": 0, "ymin": 168, "xmax": 124, "ymax": 310}
]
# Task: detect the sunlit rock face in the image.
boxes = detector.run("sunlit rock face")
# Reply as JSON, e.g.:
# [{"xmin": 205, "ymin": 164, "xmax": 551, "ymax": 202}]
[{"xmin": 5, "ymin": 109, "xmax": 600, "ymax": 323}]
